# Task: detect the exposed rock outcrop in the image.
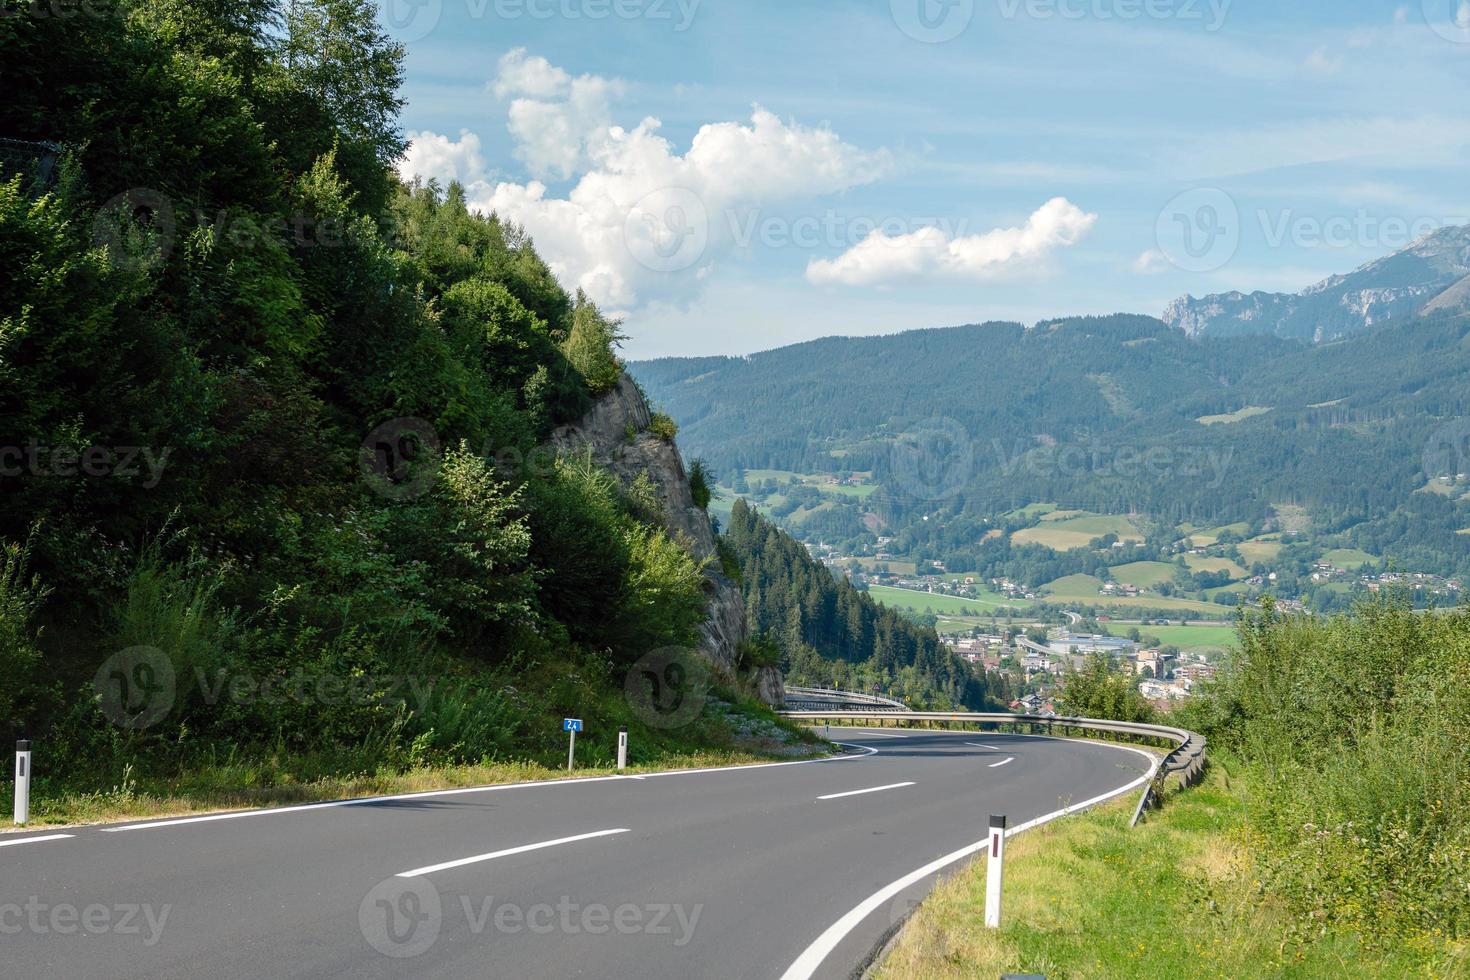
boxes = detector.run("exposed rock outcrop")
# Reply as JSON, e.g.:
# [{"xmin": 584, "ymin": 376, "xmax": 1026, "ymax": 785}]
[
  {"xmin": 550, "ymin": 375, "xmax": 781, "ymax": 703},
  {"xmin": 1163, "ymin": 224, "xmax": 1470, "ymax": 343}
]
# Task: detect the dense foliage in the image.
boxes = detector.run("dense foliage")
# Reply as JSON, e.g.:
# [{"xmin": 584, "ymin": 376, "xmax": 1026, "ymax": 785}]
[
  {"xmin": 0, "ymin": 0, "xmax": 725, "ymax": 786},
  {"xmin": 634, "ymin": 314, "xmax": 1470, "ymax": 581},
  {"xmin": 723, "ymin": 500, "xmax": 1003, "ymax": 709},
  {"xmin": 1180, "ymin": 595, "xmax": 1470, "ymax": 948}
]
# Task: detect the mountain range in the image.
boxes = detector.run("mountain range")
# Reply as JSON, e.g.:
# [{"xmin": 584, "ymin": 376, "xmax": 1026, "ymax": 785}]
[
  {"xmin": 632, "ymin": 232, "xmax": 1470, "ymax": 587},
  {"xmin": 1163, "ymin": 224, "xmax": 1470, "ymax": 343}
]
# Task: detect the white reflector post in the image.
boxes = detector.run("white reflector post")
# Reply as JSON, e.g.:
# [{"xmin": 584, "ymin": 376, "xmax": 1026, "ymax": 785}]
[
  {"xmin": 617, "ymin": 726, "xmax": 628, "ymax": 771},
  {"xmin": 984, "ymin": 813, "xmax": 1006, "ymax": 928},
  {"xmin": 14, "ymin": 740, "xmax": 31, "ymax": 826}
]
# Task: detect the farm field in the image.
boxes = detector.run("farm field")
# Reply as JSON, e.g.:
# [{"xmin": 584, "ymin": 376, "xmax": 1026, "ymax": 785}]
[
  {"xmin": 1110, "ymin": 561, "xmax": 1175, "ymax": 588},
  {"xmin": 1106, "ymin": 623, "xmax": 1239, "ymax": 652},
  {"xmin": 1013, "ymin": 513, "xmax": 1143, "ymax": 551},
  {"xmin": 1183, "ymin": 554, "xmax": 1248, "ymax": 578},
  {"xmin": 865, "ymin": 585, "xmax": 1032, "ymax": 616},
  {"xmin": 1322, "ymin": 547, "xmax": 1377, "ymax": 569},
  {"xmin": 1040, "ymin": 574, "xmax": 1230, "ymax": 615},
  {"xmin": 1237, "ymin": 538, "xmax": 1283, "ymax": 566}
]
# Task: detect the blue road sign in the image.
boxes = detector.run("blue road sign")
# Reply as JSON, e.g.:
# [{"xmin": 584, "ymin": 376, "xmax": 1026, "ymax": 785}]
[{"xmin": 563, "ymin": 718, "xmax": 583, "ymax": 733}]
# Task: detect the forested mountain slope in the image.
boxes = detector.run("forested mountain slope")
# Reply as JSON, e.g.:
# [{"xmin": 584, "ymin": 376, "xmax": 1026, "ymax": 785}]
[
  {"xmin": 0, "ymin": 0, "xmax": 786, "ymax": 800},
  {"xmin": 635, "ymin": 310, "xmax": 1470, "ymax": 580},
  {"xmin": 722, "ymin": 501, "xmax": 1002, "ymax": 709}
]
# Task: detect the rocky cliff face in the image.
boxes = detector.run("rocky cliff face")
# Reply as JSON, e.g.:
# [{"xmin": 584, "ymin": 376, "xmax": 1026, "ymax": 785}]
[
  {"xmin": 549, "ymin": 375, "xmax": 782, "ymax": 704},
  {"xmin": 1163, "ymin": 224, "xmax": 1470, "ymax": 343}
]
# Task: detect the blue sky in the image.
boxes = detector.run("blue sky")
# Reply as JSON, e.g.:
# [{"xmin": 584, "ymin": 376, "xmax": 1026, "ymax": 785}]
[{"xmin": 386, "ymin": 0, "xmax": 1470, "ymax": 358}]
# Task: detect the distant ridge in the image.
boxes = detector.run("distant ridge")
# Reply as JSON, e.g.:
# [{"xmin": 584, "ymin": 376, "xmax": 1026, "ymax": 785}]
[{"xmin": 1163, "ymin": 224, "xmax": 1470, "ymax": 343}]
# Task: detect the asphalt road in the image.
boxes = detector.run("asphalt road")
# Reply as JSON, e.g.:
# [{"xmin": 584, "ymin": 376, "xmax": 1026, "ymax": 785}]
[{"xmin": 0, "ymin": 728, "xmax": 1155, "ymax": 979}]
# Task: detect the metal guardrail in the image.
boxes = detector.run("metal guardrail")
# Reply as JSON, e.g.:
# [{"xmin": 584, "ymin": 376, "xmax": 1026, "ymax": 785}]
[
  {"xmin": 779, "ymin": 710, "xmax": 1206, "ymax": 826},
  {"xmin": 781, "ymin": 687, "xmax": 908, "ymax": 711}
]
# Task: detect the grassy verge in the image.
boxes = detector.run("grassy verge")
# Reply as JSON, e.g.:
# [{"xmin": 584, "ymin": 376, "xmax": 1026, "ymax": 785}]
[
  {"xmin": 876, "ymin": 765, "xmax": 1467, "ymax": 978},
  {"xmin": 1, "ymin": 745, "xmax": 822, "ymax": 830},
  {"xmin": 3, "ymin": 692, "xmax": 828, "ymax": 830}
]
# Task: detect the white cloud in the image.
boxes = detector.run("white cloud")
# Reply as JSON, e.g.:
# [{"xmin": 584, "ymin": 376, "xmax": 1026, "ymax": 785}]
[
  {"xmin": 399, "ymin": 54, "xmax": 893, "ymax": 311},
  {"xmin": 805, "ymin": 198, "xmax": 1096, "ymax": 287},
  {"xmin": 492, "ymin": 49, "xmax": 571, "ymax": 100},
  {"xmin": 493, "ymin": 49, "xmax": 623, "ymax": 180},
  {"xmin": 399, "ymin": 129, "xmax": 490, "ymax": 192},
  {"xmin": 1133, "ymin": 249, "xmax": 1170, "ymax": 275}
]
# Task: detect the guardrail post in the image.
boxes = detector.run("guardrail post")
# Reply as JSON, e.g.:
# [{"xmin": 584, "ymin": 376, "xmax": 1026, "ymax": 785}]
[
  {"xmin": 985, "ymin": 813, "xmax": 1006, "ymax": 928},
  {"xmin": 617, "ymin": 726, "xmax": 628, "ymax": 771},
  {"xmin": 14, "ymin": 740, "xmax": 31, "ymax": 826}
]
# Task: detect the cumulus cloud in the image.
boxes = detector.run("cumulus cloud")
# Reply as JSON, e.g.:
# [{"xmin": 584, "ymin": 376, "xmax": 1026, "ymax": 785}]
[
  {"xmin": 494, "ymin": 49, "xmax": 623, "ymax": 180},
  {"xmin": 805, "ymin": 198, "xmax": 1097, "ymax": 287},
  {"xmin": 398, "ymin": 53, "xmax": 892, "ymax": 310},
  {"xmin": 399, "ymin": 129, "xmax": 490, "ymax": 193}
]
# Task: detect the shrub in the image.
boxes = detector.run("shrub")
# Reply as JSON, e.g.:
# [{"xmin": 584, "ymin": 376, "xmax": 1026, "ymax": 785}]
[
  {"xmin": 649, "ymin": 412, "xmax": 678, "ymax": 442},
  {"xmin": 0, "ymin": 536, "xmax": 47, "ymax": 726}
]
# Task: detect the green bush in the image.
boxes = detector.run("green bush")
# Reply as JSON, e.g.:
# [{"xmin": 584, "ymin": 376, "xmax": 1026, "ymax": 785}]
[
  {"xmin": 649, "ymin": 412, "xmax": 678, "ymax": 442},
  {"xmin": 688, "ymin": 458, "xmax": 715, "ymax": 510}
]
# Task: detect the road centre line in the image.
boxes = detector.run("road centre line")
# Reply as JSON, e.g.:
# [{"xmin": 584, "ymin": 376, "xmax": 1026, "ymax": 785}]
[
  {"xmin": 988, "ymin": 757, "xmax": 1016, "ymax": 768},
  {"xmin": 966, "ymin": 742, "xmax": 1003, "ymax": 750},
  {"xmin": 397, "ymin": 828, "xmax": 630, "ymax": 878},
  {"xmin": 816, "ymin": 782, "xmax": 915, "ymax": 801}
]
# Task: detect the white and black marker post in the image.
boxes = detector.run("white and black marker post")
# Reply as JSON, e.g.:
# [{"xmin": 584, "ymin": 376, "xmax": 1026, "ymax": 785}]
[
  {"xmin": 984, "ymin": 813, "xmax": 1007, "ymax": 928},
  {"xmin": 14, "ymin": 740, "xmax": 31, "ymax": 826},
  {"xmin": 617, "ymin": 725, "xmax": 628, "ymax": 771}
]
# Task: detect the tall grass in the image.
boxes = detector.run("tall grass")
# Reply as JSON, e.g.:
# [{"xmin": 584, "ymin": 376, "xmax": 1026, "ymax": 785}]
[{"xmin": 1180, "ymin": 594, "xmax": 1470, "ymax": 948}]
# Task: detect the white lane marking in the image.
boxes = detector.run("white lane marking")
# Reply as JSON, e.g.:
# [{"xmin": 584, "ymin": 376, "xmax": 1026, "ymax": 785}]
[
  {"xmin": 847, "ymin": 732, "xmax": 907, "ymax": 739},
  {"xmin": 99, "ymin": 744, "xmax": 880, "ymax": 833},
  {"xmin": 778, "ymin": 743, "xmax": 1159, "ymax": 980},
  {"xmin": 397, "ymin": 828, "xmax": 629, "ymax": 878},
  {"xmin": 0, "ymin": 834, "xmax": 74, "ymax": 849},
  {"xmin": 966, "ymin": 742, "xmax": 1003, "ymax": 750},
  {"xmin": 988, "ymin": 756, "xmax": 1016, "ymax": 768},
  {"xmin": 816, "ymin": 781, "xmax": 915, "ymax": 801}
]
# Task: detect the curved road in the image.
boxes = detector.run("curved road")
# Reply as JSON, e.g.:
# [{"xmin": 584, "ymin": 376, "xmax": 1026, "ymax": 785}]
[{"xmin": 0, "ymin": 729, "xmax": 1154, "ymax": 979}]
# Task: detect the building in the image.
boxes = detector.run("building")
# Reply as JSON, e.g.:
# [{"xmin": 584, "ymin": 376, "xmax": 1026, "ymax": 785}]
[{"xmin": 1046, "ymin": 632, "xmax": 1136, "ymax": 656}]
